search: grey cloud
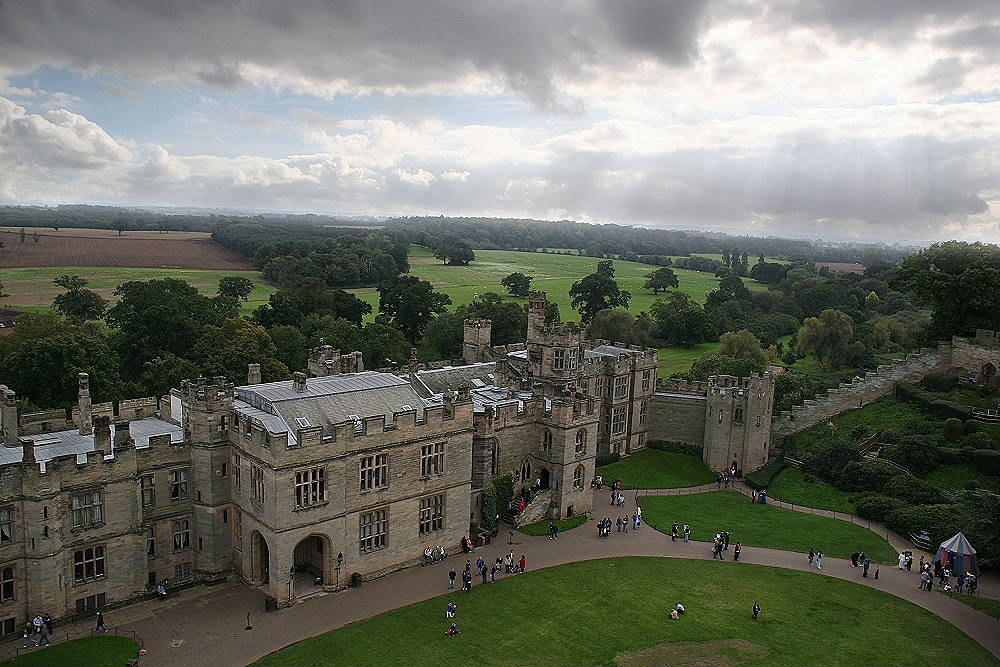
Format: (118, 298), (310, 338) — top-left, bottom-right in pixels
(196, 63), (250, 91)
(97, 81), (144, 102)
(914, 57), (971, 92)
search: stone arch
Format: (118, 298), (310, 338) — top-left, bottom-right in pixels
(292, 533), (334, 591)
(980, 362), (997, 386)
(249, 530), (271, 587)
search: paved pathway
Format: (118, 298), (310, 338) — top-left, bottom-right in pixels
(12, 486), (998, 666)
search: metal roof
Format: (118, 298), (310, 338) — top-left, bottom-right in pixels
(236, 371), (408, 403)
(0, 417), (185, 466)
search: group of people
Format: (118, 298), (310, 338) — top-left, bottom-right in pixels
(807, 549), (824, 570)
(598, 507), (642, 538)
(916, 558), (977, 594)
(850, 551), (878, 579)
(21, 611), (108, 649)
(669, 522), (692, 542)
(711, 531), (740, 561)
(448, 551), (527, 592)
(422, 545), (448, 566)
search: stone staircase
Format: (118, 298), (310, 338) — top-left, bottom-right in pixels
(514, 490), (554, 527)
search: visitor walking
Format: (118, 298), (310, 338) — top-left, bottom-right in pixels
(621, 515), (628, 533)
(897, 552), (906, 569)
(490, 563), (498, 583)
(519, 555), (526, 573)
(862, 558), (870, 578)
(808, 549), (814, 566)
(752, 602), (761, 620)
(851, 552), (860, 567)
(815, 552), (823, 570)
(480, 564), (488, 585)
(95, 611), (108, 633)
(462, 570), (472, 592)
(671, 522), (679, 541)
(920, 570), (931, 591)
(733, 542), (741, 561)
(683, 524), (691, 542)
(874, 565), (880, 580)
(448, 568), (457, 589)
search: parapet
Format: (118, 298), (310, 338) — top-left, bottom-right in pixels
(180, 377), (234, 401)
(656, 378), (708, 395)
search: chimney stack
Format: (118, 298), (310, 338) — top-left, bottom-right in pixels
(93, 416), (111, 453)
(1, 387), (18, 446)
(293, 372), (308, 392)
(113, 421), (133, 451)
(408, 347), (419, 377)
(20, 438), (35, 463)
(78, 372), (93, 436)
(247, 363), (262, 385)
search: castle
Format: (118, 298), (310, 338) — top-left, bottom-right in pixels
(0, 291), (784, 627)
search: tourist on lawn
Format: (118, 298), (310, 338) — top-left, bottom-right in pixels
(446, 622), (460, 636)
(448, 568), (457, 589)
(95, 611), (108, 633)
(683, 524), (691, 542)
(751, 489), (757, 503)
(519, 555), (526, 573)
(447, 602), (457, 618)
(671, 522), (679, 541)
(733, 542), (742, 561)
(669, 608), (680, 620)
(675, 603), (685, 615)
(752, 602), (761, 620)
(897, 552), (906, 569)
(815, 552), (823, 570)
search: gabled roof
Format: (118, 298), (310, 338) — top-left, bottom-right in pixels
(412, 363), (497, 396)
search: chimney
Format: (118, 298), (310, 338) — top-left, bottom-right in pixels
(293, 372), (308, 392)
(20, 438), (35, 463)
(247, 363), (262, 385)
(1, 387), (18, 446)
(78, 372), (93, 436)
(93, 416), (112, 453)
(113, 421), (133, 451)
(408, 347), (419, 377)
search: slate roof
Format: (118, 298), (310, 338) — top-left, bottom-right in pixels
(0, 417), (185, 466)
(590, 344), (640, 357)
(411, 363), (497, 397)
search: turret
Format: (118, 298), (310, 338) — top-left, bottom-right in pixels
(78, 372), (93, 435)
(702, 373), (775, 476)
(247, 363), (262, 385)
(1, 386), (18, 446)
(463, 319), (492, 364)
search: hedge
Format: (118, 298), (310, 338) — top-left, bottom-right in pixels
(745, 458), (786, 490)
(886, 503), (966, 545)
(921, 373), (958, 392)
(838, 459), (901, 493)
(647, 440), (702, 457)
(895, 383), (973, 421)
(882, 475), (944, 505)
(855, 494), (911, 523)
(972, 449), (1000, 476)
(596, 453), (620, 467)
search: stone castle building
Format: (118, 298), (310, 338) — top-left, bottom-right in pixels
(0, 290), (816, 629)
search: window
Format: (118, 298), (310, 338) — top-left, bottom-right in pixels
(420, 443), (445, 477)
(251, 464), (265, 503)
(71, 492), (103, 528)
(419, 494), (445, 535)
(219, 414), (229, 431)
(172, 519), (190, 550)
(573, 465), (585, 490)
(146, 524), (156, 557)
(756, 415), (762, 427)
(169, 469), (189, 501)
(359, 508), (388, 552)
(553, 349), (565, 370)
(575, 429), (587, 455)
(595, 377), (604, 396)
(0, 618), (15, 636)
(222, 509), (229, 524)
(73, 546), (105, 583)
(175, 562), (192, 581)
(719, 409), (724, 423)
(613, 375), (628, 398)
(520, 459), (531, 482)
(295, 467), (326, 508)
(642, 370), (651, 391)
(0, 567), (13, 602)
(568, 347), (578, 370)
(221, 462), (228, 478)
(611, 406), (627, 435)
(360, 453), (388, 490)
(74, 593), (106, 613)
(140, 474), (155, 507)
(639, 401), (648, 425)
(0, 507), (11, 543)
(734, 407), (744, 423)
(542, 429), (552, 453)
(490, 443), (500, 476)
(233, 511), (243, 552)
(233, 454), (241, 490)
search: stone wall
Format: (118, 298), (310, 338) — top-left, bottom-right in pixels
(951, 329), (1000, 376)
(647, 393), (707, 446)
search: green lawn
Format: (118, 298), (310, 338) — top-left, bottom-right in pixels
(597, 449), (716, 489)
(940, 591), (1000, 619)
(767, 467), (858, 514)
(253, 557), (997, 667)
(518, 515), (588, 536)
(923, 464), (1000, 493)
(658, 342), (721, 376)
(0, 636), (140, 667)
(639, 491), (897, 562)
(0, 266), (274, 316)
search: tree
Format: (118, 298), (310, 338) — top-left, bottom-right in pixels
(425, 312), (465, 359)
(718, 329), (769, 368)
(643, 267), (679, 294)
(706, 274), (751, 306)
(141, 353), (201, 398)
(192, 317), (289, 383)
(217, 276), (255, 301)
(687, 351), (765, 380)
(500, 272), (533, 298)
(569, 260), (630, 322)
(359, 321), (410, 369)
(311, 317), (365, 352)
(649, 291), (715, 347)
(796, 308), (855, 370)
(897, 241), (1000, 338)
(51, 274), (108, 322)
(457, 292), (526, 345)
(377, 275), (451, 343)
(749, 262), (790, 284)
(19, 228), (25, 243)
(266, 325), (308, 372)
(589, 308), (636, 343)
(253, 277), (371, 327)
(434, 242), (475, 266)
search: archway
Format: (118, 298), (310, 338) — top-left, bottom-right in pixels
(539, 467), (550, 489)
(980, 362), (996, 386)
(292, 534), (333, 596)
(250, 531), (270, 586)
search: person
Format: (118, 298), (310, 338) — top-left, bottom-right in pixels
(815, 552), (823, 570)
(519, 555), (526, 573)
(462, 570), (472, 592)
(920, 570), (931, 591)
(669, 609), (680, 620)
(683, 524), (690, 542)
(717, 474), (723, 489)
(504, 552), (513, 573)
(752, 602), (761, 620)
(851, 552), (860, 567)
(722, 531), (730, 551)
(21, 623), (32, 649)
(957, 573), (965, 595)
(808, 549), (814, 566)
(36, 621), (50, 647)
(465, 536), (474, 553)
(733, 542), (742, 562)
(476, 557), (485, 576)
(760, 489), (767, 504)
(621, 515), (628, 533)
(446, 622), (460, 636)
(637, 505), (643, 522)
(480, 564), (488, 585)
(508, 530), (514, 545)
(448, 568), (457, 590)
(905, 554), (913, 571)
(966, 573), (977, 595)
(424, 547), (434, 566)
(713, 539), (723, 560)
(675, 603), (685, 615)
(671, 522), (679, 541)
(156, 582), (167, 600)
(43, 613), (52, 635)
(32, 614), (42, 636)
(490, 562), (498, 583)
(446, 602), (457, 618)
(461, 536), (470, 553)
(898, 552), (906, 570)
(919, 555), (925, 572)
(95, 611), (108, 633)
(862, 558), (870, 578)
(874, 565), (880, 580)
(597, 474), (603, 489)
(549, 522), (558, 540)
(751, 489), (757, 503)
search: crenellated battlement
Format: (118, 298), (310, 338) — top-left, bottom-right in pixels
(181, 376), (234, 401)
(656, 378), (709, 395)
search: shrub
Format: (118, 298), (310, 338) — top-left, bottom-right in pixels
(972, 449), (1000, 476)
(855, 495), (911, 523)
(936, 447), (961, 464)
(801, 436), (861, 484)
(881, 437), (939, 476)
(838, 460), (902, 493)
(928, 400), (973, 421)
(596, 453), (620, 467)
(943, 418), (965, 442)
(882, 475), (943, 505)
(647, 440), (702, 457)
(959, 431), (995, 450)
(959, 446), (977, 462)
(964, 479), (982, 490)
(745, 458), (786, 490)
(886, 503), (964, 545)
(964, 420), (980, 435)
(921, 373), (958, 392)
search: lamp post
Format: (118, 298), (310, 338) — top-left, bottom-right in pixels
(336, 552), (343, 589)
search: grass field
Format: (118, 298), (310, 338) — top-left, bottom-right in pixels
(940, 591), (1000, 619)
(638, 491), (897, 562)
(0, 266), (275, 316)
(597, 450), (716, 489)
(518, 515), (588, 536)
(0, 636), (139, 667)
(923, 464), (1000, 493)
(767, 467), (858, 514)
(252, 557), (997, 667)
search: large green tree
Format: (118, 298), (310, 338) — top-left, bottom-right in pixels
(456, 292), (526, 345)
(51, 274), (108, 322)
(192, 317), (290, 383)
(569, 260), (630, 322)
(425, 312), (465, 359)
(267, 325), (309, 372)
(217, 276), (255, 301)
(650, 291), (714, 347)
(359, 321), (410, 369)
(141, 353), (201, 399)
(897, 241), (1000, 338)
(500, 272), (533, 297)
(253, 277), (371, 327)
(589, 308), (636, 343)
(377, 276), (451, 343)
(643, 267), (679, 294)
(796, 308), (855, 370)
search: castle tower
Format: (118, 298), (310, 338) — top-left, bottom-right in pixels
(527, 291), (548, 342)
(524, 292), (587, 393)
(1, 386), (18, 446)
(180, 376), (235, 578)
(78, 372), (93, 435)
(463, 319), (492, 364)
(702, 373), (775, 476)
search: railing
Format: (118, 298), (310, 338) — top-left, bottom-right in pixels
(784, 457), (804, 468)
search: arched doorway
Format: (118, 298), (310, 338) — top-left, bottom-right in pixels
(292, 534), (333, 596)
(250, 531), (270, 586)
(520, 459), (531, 485)
(980, 362), (997, 386)
(539, 467), (550, 489)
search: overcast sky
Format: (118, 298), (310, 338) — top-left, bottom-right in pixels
(1, 1), (998, 243)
